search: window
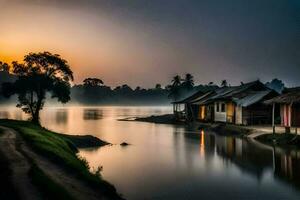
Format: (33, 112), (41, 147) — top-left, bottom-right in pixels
(216, 103), (220, 112)
(221, 103), (226, 112)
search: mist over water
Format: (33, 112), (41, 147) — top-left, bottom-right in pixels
(1, 106), (300, 200)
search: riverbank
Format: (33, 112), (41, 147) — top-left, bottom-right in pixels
(132, 114), (300, 148)
(130, 114), (252, 136)
(120, 114), (186, 125)
(0, 119), (124, 200)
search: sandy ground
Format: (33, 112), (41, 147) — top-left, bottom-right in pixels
(0, 126), (109, 200)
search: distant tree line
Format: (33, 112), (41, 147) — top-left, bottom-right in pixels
(0, 52), (287, 125)
(1, 54), (286, 108)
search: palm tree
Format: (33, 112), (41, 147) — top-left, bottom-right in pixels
(171, 75), (182, 87)
(168, 75), (182, 100)
(168, 75), (182, 112)
(183, 73), (194, 90)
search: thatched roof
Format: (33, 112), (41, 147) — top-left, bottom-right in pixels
(265, 88), (300, 104)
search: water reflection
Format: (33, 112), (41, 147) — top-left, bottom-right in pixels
(1, 106), (300, 199)
(0, 111), (9, 119)
(274, 146), (300, 190)
(55, 109), (68, 124)
(83, 109), (103, 120)
(200, 130), (300, 190)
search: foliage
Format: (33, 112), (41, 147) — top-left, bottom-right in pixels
(182, 73), (194, 90)
(72, 81), (169, 105)
(0, 61), (10, 72)
(1, 52), (73, 124)
(167, 75), (182, 101)
(266, 78), (285, 94)
(83, 78), (104, 87)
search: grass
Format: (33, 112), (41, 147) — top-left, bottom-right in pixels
(0, 119), (123, 200)
(256, 133), (300, 147)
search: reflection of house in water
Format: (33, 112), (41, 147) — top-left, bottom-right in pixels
(215, 135), (273, 179)
(83, 109), (103, 120)
(199, 131), (216, 156)
(55, 109), (68, 124)
(273, 147), (300, 190)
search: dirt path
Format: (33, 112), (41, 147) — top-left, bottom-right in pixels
(0, 126), (40, 200)
(22, 139), (107, 200)
(0, 126), (110, 200)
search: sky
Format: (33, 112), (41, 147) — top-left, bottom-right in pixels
(0, 0), (299, 88)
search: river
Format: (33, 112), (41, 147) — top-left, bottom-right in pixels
(1, 106), (300, 200)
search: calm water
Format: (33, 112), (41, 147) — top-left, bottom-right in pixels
(1, 106), (300, 200)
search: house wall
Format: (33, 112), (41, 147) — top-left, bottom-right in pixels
(214, 102), (227, 122)
(235, 106), (243, 125)
(279, 104), (300, 127)
(281, 104), (291, 127)
(205, 104), (214, 121)
(292, 104), (300, 127)
(242, 104), (272, 125)
(226, 102), (235, 123)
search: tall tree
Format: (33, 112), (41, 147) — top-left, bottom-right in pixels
(182, 73), (194, 90)
(83, 78), (104, 87)
(168, 75), (182, 101)
(266, 78), (285, 94)
(1, 52), (73, 124)
(155, 83), (162, 90)
(0, 61), (10, 72)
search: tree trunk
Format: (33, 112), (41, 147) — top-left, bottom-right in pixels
(31, 96), (43, 126)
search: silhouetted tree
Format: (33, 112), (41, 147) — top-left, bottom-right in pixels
(168, 75), (182, 101)
(155, 84), (162, 90)
(182, 73), (194, 90)
(221, 80), (228, 87)
(135, 86), (141, 91)
(266, 78), (285, 94)
(0, 61), (10, 72)
(2, 52), (73, 124)
(83, 78), (104, 87)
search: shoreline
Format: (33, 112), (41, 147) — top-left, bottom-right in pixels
(130, 114), (300, 148)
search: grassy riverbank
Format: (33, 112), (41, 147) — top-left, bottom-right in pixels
(0, 119), (123, 200)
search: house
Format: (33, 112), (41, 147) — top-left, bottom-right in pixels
(265, 88), (300, 133)
(174, 81), (278, 125)
(172, 90), (205, 121)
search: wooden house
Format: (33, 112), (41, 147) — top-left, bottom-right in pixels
(265, 88), (300, 133)
(176, 81), (278, 125)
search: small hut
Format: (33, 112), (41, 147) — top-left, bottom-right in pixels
(265, 88), (300, 133)
(172, 90), (205, 121)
